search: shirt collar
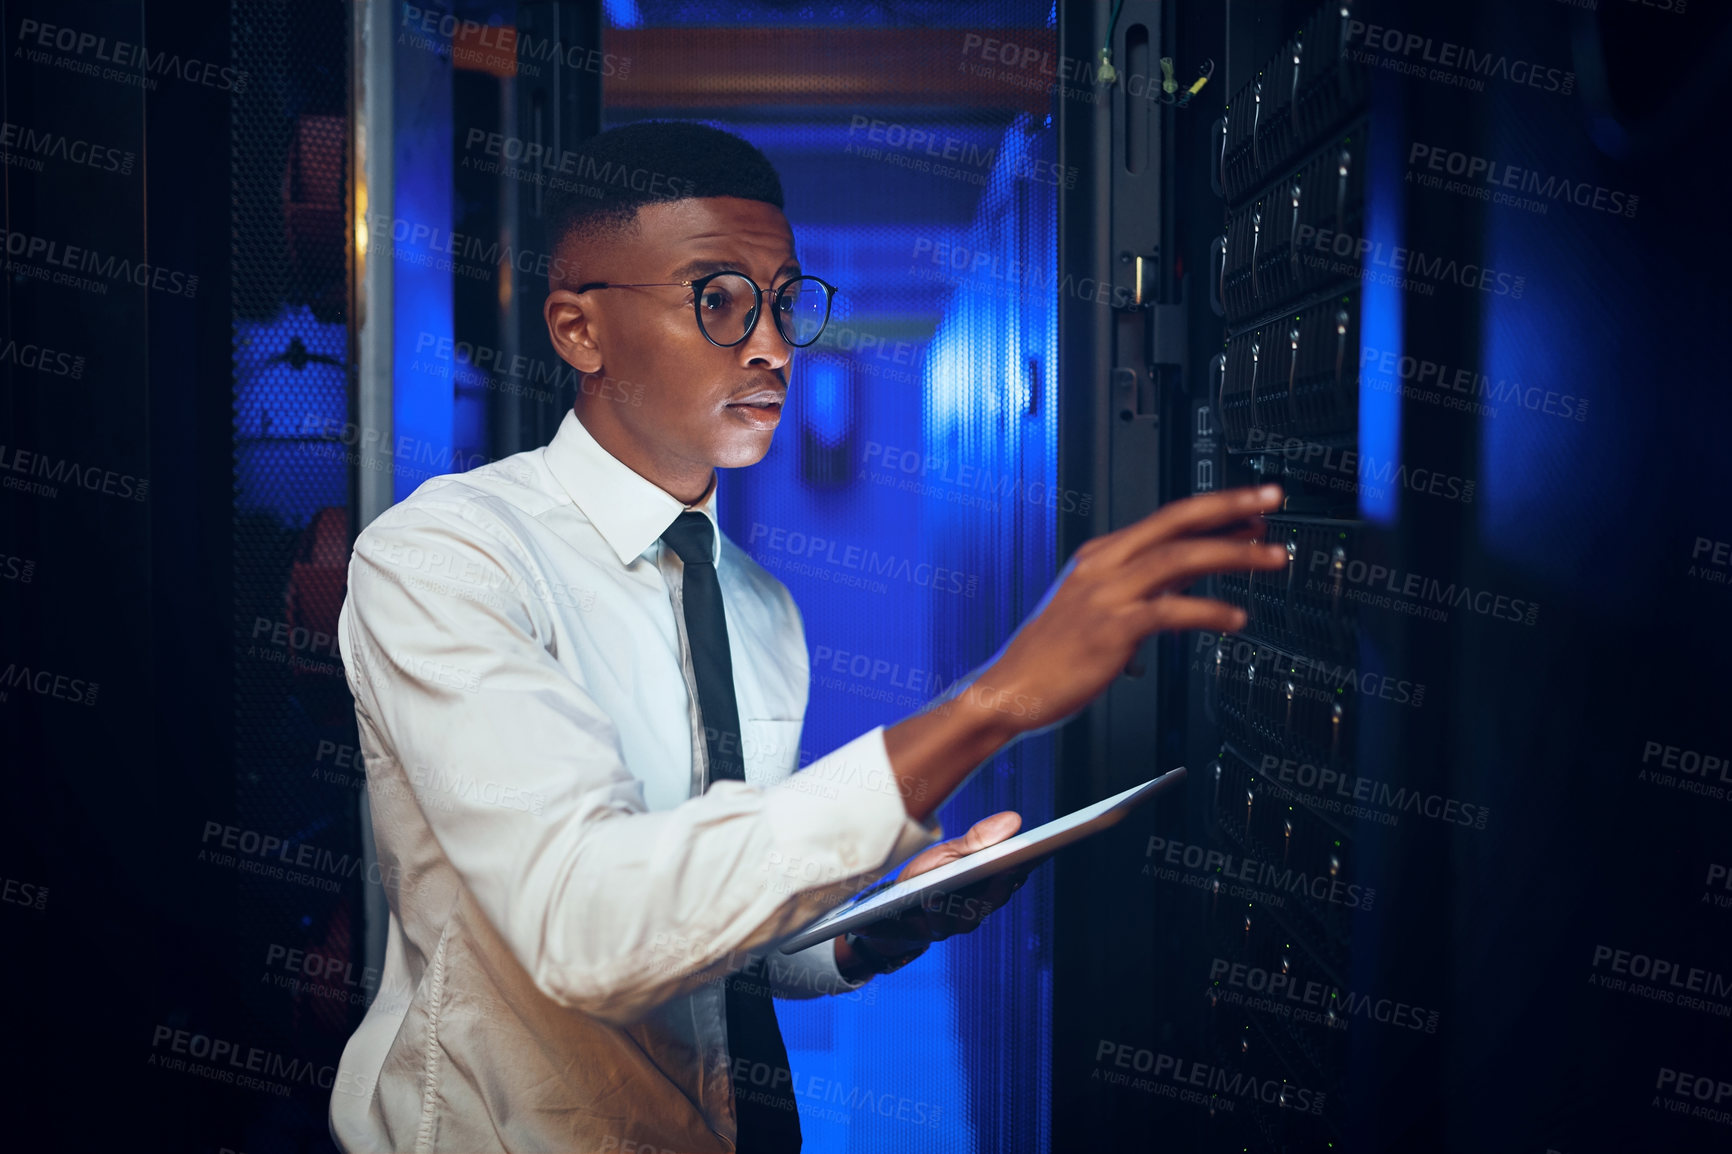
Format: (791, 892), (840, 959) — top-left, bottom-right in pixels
(544, 409), (720, 567)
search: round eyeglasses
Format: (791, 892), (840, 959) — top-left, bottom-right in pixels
(574, 271), (839, 349)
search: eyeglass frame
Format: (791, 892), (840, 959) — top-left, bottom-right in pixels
(573, 270), (839, 349)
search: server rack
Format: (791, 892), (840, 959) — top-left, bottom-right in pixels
(1194, 3), (1376, 1149)
(1056, 0), (1447, 1147)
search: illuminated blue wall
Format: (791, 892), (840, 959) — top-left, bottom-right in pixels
(919, 116), (1058, 1154)
(391, 17), (455, 503)
(1357, 86), (1403, 528)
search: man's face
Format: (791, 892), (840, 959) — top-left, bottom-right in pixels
(544, 197), (801, 497)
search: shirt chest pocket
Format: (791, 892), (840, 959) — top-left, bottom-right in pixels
(740, 718), (803, 787)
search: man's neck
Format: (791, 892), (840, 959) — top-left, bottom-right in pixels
(680, 473), (717, 511)
(573, 405), (714, 507)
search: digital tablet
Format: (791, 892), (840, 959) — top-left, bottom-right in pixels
(778, 767), (1186, 953)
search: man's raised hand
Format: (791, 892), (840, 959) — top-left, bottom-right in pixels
(978, 483), (1288, 733)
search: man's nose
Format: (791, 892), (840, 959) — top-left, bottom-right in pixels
(738, 304), (792, 372)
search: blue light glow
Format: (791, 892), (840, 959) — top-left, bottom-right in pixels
(1476, 100), (1635, 589)
(604, 0), (642, 29)
(1356, 123), (1402, 526)
(233, 304), (348, 526)
(392, 24), (454, 503)
(800, 355), (852, 445)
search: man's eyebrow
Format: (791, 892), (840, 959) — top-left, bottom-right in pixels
(667, 257), (803, 283)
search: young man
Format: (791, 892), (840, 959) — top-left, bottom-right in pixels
(329, 121), (1286, 1152)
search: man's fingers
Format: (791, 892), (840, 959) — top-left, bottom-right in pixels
(860, 906), (931, 948)
(957, 810), (1021, 854)
(1112, 538), (1288, 603)
(934, 855), (1046, 920)
(895, 843), (949, 881)
(1199, 516), (1273, 542)
(864, 855), (1046, 948)
(1130, 594), (1251, 639)
(895, 810), (1023, 881)
(1095, 485), (1283, 568)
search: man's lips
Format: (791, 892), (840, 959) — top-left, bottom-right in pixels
(724, 390), (784, 431)
(725, 390), (785, 410)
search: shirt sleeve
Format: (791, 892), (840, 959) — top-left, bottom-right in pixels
(340, 498), (939, 1026)
(762, 938), (869, 1001)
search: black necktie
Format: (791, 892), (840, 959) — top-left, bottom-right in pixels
(661, 511), (802, 1154)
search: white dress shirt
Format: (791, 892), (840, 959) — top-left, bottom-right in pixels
(328, 409), (942, 1153)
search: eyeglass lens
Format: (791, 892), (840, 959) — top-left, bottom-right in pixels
(773, 278), (831, 346)
(696, 274), (830, 347)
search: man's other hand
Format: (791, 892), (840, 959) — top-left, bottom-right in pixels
(833, 811), (1034, 980)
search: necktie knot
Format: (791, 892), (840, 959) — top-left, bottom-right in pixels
(661, 511), (715, 566)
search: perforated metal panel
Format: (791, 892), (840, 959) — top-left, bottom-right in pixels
(230, 0), (361, 1139)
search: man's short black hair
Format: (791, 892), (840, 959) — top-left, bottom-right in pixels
(544, 120), (785, 273)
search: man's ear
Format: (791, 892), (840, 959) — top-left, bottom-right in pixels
(544, 289), (604, 374)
